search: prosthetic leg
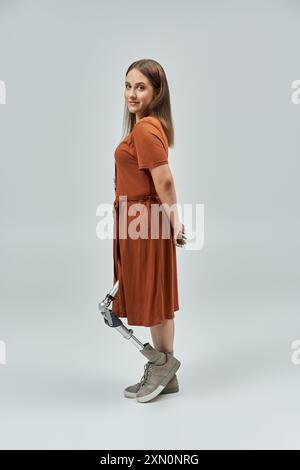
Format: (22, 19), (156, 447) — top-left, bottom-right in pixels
(98, 280), (181, 402)
(98, 280), (144, 351)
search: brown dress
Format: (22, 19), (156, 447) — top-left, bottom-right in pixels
(112, 115), (179, 327)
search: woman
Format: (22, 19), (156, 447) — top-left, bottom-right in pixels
(112, 59), (187, 403)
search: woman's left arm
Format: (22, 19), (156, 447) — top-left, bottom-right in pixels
(149, 164), (187, 247)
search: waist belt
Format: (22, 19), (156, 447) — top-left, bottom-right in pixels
(113, 193), (162, 209)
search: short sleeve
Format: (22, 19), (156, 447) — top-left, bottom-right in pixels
(133, 120), (168, 170)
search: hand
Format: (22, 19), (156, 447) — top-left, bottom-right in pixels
(173, 222), (187, 248)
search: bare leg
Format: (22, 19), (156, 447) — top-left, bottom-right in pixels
(150, 318), (175, 353)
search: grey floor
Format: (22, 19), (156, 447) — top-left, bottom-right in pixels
(1, 282), (299, 449)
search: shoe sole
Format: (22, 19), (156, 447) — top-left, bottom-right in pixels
(124, 390), (138, 398)
(136, 360), (181, 403)
(124, 386), (179, 398)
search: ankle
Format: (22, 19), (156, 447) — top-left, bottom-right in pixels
(160, 350), (174, 357)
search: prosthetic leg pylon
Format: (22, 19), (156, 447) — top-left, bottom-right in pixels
(98, 280), (145, 351)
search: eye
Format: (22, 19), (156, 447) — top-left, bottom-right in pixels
(125, 85), (145, 90)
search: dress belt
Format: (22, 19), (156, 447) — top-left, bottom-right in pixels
(113, 193), (161, 209)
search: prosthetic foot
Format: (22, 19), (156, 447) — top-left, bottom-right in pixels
(98, 281), (180, 402)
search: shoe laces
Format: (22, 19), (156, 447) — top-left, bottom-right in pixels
(139, 362), (153, 385)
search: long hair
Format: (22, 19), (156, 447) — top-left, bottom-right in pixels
(120, 59), (174, 148)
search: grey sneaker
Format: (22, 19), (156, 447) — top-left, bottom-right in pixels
(135, 343), (181, 403)
(124, 352), (179, 398)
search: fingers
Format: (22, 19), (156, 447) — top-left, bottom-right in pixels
(175, 234), (187, 247)
(172, 223), (187, 247)
(179, 230), (187, 244)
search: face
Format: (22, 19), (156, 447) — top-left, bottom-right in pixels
(125, 68), (156, 120)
